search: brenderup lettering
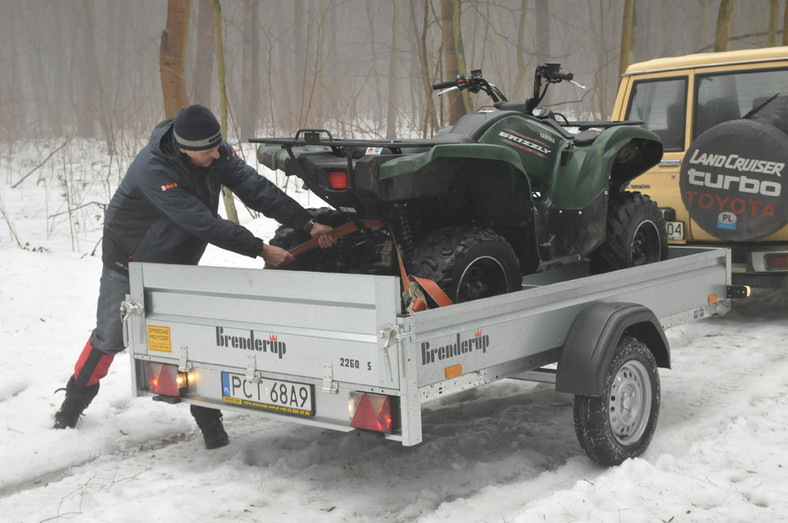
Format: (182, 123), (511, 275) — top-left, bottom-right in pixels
(215, 326), (286, 358)
(421, 332), (491, 365)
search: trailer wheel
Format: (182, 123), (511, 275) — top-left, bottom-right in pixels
(573, 335), (660, 466)
(407, 227), (521, 304)
(590, 191), (667, 273)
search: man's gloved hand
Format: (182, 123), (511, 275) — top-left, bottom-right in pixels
(310, 222), (337, 249)
(260, 243), (294, 268)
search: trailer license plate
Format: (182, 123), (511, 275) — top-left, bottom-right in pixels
(221, 372), (314, 417)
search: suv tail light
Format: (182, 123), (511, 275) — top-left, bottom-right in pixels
(765, 253), (788, 271)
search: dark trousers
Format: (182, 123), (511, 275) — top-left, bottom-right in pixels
(74, 266), (128, 386)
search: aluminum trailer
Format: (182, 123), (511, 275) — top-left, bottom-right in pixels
(123, 246), (740, 465)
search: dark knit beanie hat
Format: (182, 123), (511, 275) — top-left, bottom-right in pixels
(173, 105), (222, 151)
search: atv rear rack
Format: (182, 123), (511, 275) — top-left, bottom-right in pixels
(250, 129), (468, 156)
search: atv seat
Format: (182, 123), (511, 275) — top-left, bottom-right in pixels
(572, 129), (602, 146)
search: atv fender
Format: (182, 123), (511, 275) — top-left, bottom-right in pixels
(555, 302), (670, 397)
(539, 126), (662, 209)
(377, 143), (527, 179)
(374, 143), (529, 200)
(588, 125), (663, 192)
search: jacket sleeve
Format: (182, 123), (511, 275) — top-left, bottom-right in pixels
(218, 147), (312, 230)
(137, 163), (265, 259)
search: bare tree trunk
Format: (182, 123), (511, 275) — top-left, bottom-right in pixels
(714, 0), (735, 52)
(160, 0), (190, 118)
(440, 0), (468, 124)
(619, 0), (634, 80)
(80, 0), (114, 153)
(192, 0), (215, 107)
(211, 0), (239, 224)
(591, 0), (610, 119)
(249, 0), (262, 137)
(513, 0), (528, 99)
(535, 0), (550, 64)
(74, 1), (96, 138)
(364, 2), (383, 126)
(409, 0), (438, 138)
(386, 0), (401, 139)
(294, 0), (308, 128)
(783, 0), (788, 46)
(767, 0), (778, 47)
(452, 0), (472, 114)
(241, 0), (261, 140)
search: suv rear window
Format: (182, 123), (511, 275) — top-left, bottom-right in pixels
(694, 68), (787, 138)
(625, 77), (688, 152)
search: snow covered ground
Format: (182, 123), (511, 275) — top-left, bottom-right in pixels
(1, 141), (787, 522)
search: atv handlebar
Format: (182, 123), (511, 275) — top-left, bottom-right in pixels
(431, 70), (508, 103)
(432, 80), (457, 90)
(431, 63), (578, 113)
(537, 63), (573, 83)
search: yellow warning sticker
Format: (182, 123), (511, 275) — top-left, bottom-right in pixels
(147, 325), (172, 353)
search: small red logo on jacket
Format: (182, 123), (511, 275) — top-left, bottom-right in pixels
(161, 182), (178, 191)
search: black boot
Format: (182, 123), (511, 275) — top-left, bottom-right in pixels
(54, 376), (100, 429)
(190, 405), (229, 449)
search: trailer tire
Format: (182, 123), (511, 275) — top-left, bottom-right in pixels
(407, 227), (521, 304)
(590, 191), (667, 273)
(573, 335), (660, 466)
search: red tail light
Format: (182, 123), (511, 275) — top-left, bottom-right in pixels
(327, 171), (348, 189)
(349, 392), (393, 433)
(146, 362), (189, 397)
(765, 253), (788, 270)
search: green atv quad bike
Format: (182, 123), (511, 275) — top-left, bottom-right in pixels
(254, 63), (667, 308)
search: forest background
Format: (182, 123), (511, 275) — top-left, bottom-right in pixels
(0, 0), (786, 245)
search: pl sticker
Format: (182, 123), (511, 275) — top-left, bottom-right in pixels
(717, 212), (737, 230)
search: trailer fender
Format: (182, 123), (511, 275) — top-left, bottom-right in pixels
(555, 302), (670, 397)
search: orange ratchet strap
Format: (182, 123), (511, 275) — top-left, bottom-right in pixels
(287, 219), (452, 311)
(288, 219), (383, 256)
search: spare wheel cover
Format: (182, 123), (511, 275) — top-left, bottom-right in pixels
(680, 119), (788, 241)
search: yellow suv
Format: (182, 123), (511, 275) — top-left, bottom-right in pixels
(612, 47), (788, 287)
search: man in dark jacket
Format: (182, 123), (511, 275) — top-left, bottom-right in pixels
(54, 105), (334, 448)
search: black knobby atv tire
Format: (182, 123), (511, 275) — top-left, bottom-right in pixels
(407, 227), (521, 304)
(269, 207), (346, 271)
(573, 335), (660, 467)
(590, 191), (668, 273)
